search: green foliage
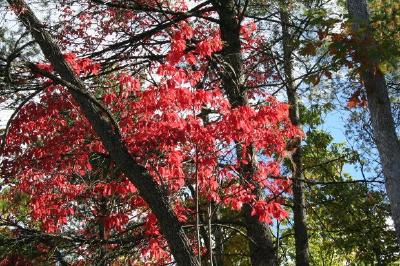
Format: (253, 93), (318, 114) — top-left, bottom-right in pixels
(279, 105), (400, 264)
(369, 0), (400, 72)
(308, 182), (399, 265)
(222, 233), (251, 266)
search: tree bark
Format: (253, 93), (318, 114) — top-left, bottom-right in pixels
(279, 2), (310, 265)
(7, 1), (199, 265)
(213, 208), (225, 266)
(212, 1), (277, 265)
(347, 0), (400, 247)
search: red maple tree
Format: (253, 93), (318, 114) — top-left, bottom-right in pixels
(1, 0), (301, 264)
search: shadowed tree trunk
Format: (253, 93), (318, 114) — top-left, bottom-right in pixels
(279, 1), (310, 265)
(347, 0), (400, 247)
(213, 208), (225, 266)
(211, 0), (277, 265)
(7, 0), (199, 265)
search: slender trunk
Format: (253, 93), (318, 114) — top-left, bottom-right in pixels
(242, 203), (277, 265)
(97, 198), (107, 266)
(208, 202), (214, 266)
(347, 0), (400, 246)
(7, 1), (199, 265)
(213, 207), (224, 266)
(212, 1), (277, 265)
(279, 2), (310, 265)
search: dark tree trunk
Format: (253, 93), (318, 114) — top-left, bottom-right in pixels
(7, 1), (199, 265)
(279, 2), (310, 265)
(213, 208), (225, 266)
(242, 203), (277, 266)
(347, 0), (400, 247)
(212, 1), (277, 265)
(97, 197), (108, 266)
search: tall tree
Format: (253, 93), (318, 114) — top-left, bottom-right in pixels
(2, 0), (297, 264)
(279, 1), (310, 265)
(5, 0), (198, 264)
(213, 0), (277, 264)
(346, 0), (400, 246)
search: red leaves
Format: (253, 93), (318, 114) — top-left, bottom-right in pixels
(145, 213), (160, 236)
(104, 213), (129, 232)
(35, 52), (100, 79)
(2, 6), (300, 264)
(197, 40), (214, 57)
(63, 52), (77, 62)
(94, 180), (136, 197)
(347, 90), (368, 109)
(165, 22), (222, 67)
(240, 21), (257, 48)
(166, 22), (192, 65)
(180, 22), (194, 39)
(119, 73), (140, 98)
(79, 58), (101, 75)
(64, 52), (101, 76)
(103, 93), (117, 105)
(35, 63), (54, 77)
(3, 74), (295, 234)
(251, 201), (289, 224)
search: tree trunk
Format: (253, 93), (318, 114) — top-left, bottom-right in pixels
(279, 2), (310, 265)
(212, 1), (277, 265)
(7, 1), (199, 265)
(213, 208), (225, 266)
(347, 0), (400, 247)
